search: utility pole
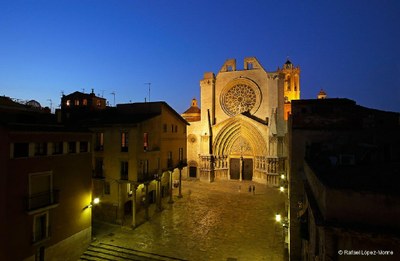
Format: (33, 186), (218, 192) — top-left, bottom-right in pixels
(110, 92), (116, 106)
(144, 83), (151, 102)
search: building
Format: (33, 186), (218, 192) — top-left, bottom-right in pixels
(182, 57), (300, 185)
(0, 97), (93, 261)
(288, 97), (400, 260)
(59, 93), (188, 226)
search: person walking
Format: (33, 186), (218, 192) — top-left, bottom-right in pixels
(248, 185), (252, 192)
(252, 185), (255, 195)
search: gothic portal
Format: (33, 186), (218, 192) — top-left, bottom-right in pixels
(182, 57), (300, 185)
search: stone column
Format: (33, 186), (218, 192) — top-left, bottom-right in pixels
(144, 182), (149, 221)
(131, 184), (138, 228)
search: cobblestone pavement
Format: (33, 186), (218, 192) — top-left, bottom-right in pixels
(92, 179), (287, 261)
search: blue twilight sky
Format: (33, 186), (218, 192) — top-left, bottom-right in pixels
(0, 0), (399, 113)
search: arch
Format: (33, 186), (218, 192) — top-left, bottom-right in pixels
(213, 118), (268, 157)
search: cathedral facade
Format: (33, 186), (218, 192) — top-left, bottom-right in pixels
(182, 57), (300, 186)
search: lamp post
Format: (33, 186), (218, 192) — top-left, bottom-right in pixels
(178, 162), (183, 198)
(154, 172), (162, 212)
(168, 170), (174, 204)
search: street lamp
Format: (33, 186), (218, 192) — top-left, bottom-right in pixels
(168, 171), (174, 204)
(177, 161), (185, 198)
(93, 197), (100, 205)
(275, 214), (282, 222)
(85, 197), (100, 209)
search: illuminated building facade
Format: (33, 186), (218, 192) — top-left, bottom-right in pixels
(0, 97), (92, 261)
(60, 94), (188, 226)
(182, 57), (300, 185)
(288, 98), (400, 260)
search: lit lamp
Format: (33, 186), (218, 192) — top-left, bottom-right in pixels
(279, 186), (284, 192)
(275, 214), (281, 222)
(280, 174), (285, 180)
(88, 197), (100, 208)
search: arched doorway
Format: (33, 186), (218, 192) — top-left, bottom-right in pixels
(124, 200), (132, 215)
(213, 117), (268, 182)
(188, 160), (198, 178)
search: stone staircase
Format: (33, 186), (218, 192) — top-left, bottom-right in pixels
(80, 242), (187, 261)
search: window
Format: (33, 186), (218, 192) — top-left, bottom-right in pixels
(174, 125), (178, 133)
(95, 132), (104, 151)
(68, 142), (76, 153)
(13, 142), (29, 158)
(66, 100), (71, 106)
(82, 99), (88, 106)
(163, 124), (167, 133)
(121, 132), (128, 152)
(52, 142), (63, 155)
(33, 212), (49, 243)
(74, 99), (80, 106)
(79, 141), (89, 153)
(28, 172), (55, 211)
(167, 151), (173, 168)
(94, 158), (104, 178)
(171, 124), (174, 132)
(104, 182), (110, 195)
(143, 132), (148, 151)
(121, 161), (128, 180)
(35, 142), (47, 156)
(96, 100), (101, 107)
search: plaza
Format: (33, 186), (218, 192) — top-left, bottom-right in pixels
(86, 179), (287, 261)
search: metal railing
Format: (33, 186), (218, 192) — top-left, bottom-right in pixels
(26, 190), (59, 211)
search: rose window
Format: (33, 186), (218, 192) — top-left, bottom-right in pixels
(222, 84), (256, 116)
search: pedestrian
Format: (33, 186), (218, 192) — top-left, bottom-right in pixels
(248, 185), (251, 192)
(252, 185), (255, 195)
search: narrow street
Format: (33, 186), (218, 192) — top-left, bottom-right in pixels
(91, 179), (287, 261)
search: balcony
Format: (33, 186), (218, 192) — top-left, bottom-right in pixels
(26, 190), (59, 214)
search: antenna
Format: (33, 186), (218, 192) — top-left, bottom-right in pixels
(110, 92), (116, 106)
(100, 90), (105, 97)
(144, 83), (151, 102)
(82, 88), (85, 93)
(47, 99), (53, 112)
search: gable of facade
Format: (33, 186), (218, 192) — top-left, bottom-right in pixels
(183, 57), (300, 185)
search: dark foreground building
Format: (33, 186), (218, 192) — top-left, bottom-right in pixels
(0, 97), (93, 261)
(288, 98), (400, 260)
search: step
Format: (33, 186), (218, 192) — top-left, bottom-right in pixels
(80, 242), (187, 261)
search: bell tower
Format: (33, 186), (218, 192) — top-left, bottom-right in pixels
(280, 59), (301, 120)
